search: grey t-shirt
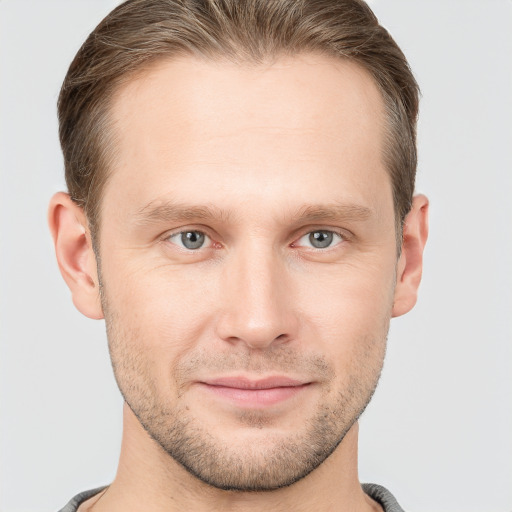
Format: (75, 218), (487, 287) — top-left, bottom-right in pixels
(58, 483), (405, 511)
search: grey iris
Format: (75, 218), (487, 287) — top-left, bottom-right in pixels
(181, 231), (205, 249)
(309, 231), (333, 248)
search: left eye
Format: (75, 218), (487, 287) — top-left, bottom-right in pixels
(168, 230), (210, 250)
(296, 230), (343, 249)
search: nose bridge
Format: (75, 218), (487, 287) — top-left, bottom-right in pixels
(217, 238), (295, 348)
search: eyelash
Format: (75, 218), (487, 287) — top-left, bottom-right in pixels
(164, 228), (347, 252)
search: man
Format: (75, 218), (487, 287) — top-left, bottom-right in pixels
(49, 0), (428, 510)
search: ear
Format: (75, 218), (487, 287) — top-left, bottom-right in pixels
(48, 192), (104, 320)
(392, 194), (429, 318)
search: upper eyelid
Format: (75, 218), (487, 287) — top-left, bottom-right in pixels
(161, 226), (350, 246)
(291, 226), (350, 243)
(163, 226), (214, 240)
(168, 229), (209, 238)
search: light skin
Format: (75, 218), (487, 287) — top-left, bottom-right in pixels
(49, 53), (428, 512)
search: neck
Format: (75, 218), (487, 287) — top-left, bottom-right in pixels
(87, 404), (381, 512)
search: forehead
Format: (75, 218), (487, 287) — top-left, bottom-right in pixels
(103, 53), (390, 224)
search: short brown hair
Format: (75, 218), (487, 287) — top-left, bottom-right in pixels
(58, 0), (419, 240)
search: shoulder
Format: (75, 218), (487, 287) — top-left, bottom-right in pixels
(57, 487), (107, 512)
(362, 483), (406, 512)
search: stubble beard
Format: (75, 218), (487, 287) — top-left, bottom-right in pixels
(101, 294), (387, 492)
(134, 381), (379, 492)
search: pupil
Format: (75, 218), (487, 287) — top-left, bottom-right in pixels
(309, 231), (333, 248)
(181, 231), (205, 249)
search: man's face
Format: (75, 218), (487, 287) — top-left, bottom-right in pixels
(97, 54), (398, 490)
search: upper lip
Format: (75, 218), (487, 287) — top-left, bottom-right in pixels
(201, 376), (309, 390)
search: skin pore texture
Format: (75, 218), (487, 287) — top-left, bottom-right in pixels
(49, 53), (428, 512)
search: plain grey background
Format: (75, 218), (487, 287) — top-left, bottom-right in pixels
(1, 1), (511, 511)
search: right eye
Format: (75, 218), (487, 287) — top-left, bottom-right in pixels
(167, 230), (211, 250)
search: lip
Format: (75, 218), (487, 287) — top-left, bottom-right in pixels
(197, 376), (311, 408)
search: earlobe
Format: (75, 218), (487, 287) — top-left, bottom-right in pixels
(392, 194), (429, 318)
(48, 192), (104, 320)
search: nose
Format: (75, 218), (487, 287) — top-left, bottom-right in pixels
(215, 243), (298, 350)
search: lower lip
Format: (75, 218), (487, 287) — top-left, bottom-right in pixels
(199, 383), (309, 407)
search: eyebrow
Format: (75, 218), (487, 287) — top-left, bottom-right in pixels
(291, 203), (373, 223)
(133, 199), (373, 227)
(134, 201), (233, 226)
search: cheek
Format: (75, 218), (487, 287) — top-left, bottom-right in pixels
(302, 271), (391, 397)
(102, 258), (219, 369)
(297, 260), (396, 354)
(102, 243), (396, 370)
